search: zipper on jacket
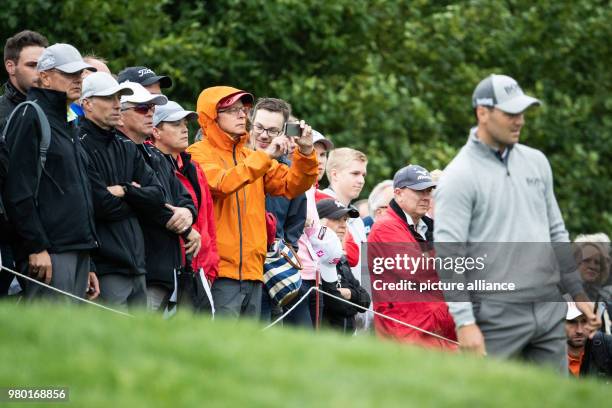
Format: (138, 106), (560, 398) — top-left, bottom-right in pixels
(233, 144), (243, 281)
(72, 134), (99, 248)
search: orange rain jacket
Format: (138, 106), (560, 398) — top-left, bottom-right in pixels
(187, 86), (318, 282)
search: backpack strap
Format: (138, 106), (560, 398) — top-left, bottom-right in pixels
(2, 101), (51, 203)
(27, 102), (51, 199)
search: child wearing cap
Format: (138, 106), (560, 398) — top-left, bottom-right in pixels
(316, 199), (371, 333)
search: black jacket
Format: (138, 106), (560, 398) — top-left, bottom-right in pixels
(265, 155), (307, 252)
(79, 118), (171, 276)
(579, 331), (612, 379)
(0, 81), (26, 131)
(128, 137), (196, 290)
(3, 87), (97, 260)
(322, 256), (371, 333)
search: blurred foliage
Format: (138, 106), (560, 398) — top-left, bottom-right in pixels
(0, 0), (610, 235)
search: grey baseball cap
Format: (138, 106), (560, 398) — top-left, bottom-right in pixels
(37, 43), (95, 73)
(393, 165), (436, 190)
(472, 74), (541, 114)
(153, 101), (198, 127)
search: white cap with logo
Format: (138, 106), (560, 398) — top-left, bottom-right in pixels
(309, 226), (343, 283)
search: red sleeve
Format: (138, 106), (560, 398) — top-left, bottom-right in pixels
(199, 164), (220, 282)
(344, 231), (359, 267)
(315, 189), (333, 202)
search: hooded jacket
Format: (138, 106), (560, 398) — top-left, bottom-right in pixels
(368, 199), (457, 350)
(186, 86), (318, 282)
(3, 87), (98, 260)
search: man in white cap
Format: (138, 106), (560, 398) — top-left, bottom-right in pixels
(118, 83), (198, 312)
(80, 72), (175, 307)
(434, 74), (600, 369)
(3, 43), (99, 300)
(565, 301), (612, 378)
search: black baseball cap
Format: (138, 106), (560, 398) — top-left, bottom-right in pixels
(117, 66), (172, 88)
(317, 199), (360, 220)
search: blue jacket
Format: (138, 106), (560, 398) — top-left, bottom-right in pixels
(265, 155), (306, 252)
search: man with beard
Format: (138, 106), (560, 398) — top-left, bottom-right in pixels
(566, 302), (612, 378)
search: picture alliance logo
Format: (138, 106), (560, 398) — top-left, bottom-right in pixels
(371, 254), (487, 275)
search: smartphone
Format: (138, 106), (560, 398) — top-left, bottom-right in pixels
(283, 122), (301, 137)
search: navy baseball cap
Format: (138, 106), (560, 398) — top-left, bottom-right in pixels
(117, 66), (172, 88)
(393, 165), (436, 190)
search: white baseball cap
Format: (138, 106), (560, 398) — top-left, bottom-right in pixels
(120, 81), (168, 106)
(566, 302), (583, 320)
(81, 72), (134, 100)
(310, 226), (343, 283)
(472, 74), (541, 114)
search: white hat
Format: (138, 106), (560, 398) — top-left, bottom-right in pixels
(81, 72), (134, 100)
(153, 101), (198, 127)
(120, 81), (168, 106)
(310, 226), (343, 283)
(566, 302), (583, 320)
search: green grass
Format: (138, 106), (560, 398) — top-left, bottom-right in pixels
(0, 302), (609, 407)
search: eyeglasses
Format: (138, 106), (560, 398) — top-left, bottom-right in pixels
(122, 104), (155, 115)
(252, 123), (282, 137)
(218, 105), (249, 116)
(51, 69), (83, 79)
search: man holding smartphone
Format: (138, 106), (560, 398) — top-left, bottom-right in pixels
(248, 98), (309, 323)
(187, 87), (318, 319)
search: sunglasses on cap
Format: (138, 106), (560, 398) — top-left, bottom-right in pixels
(122, 103), (156, 114)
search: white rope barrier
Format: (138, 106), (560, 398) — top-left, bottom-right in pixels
(2, 262), (459, 344)
(262, 284), (459, 345)
(262, 285), (316, 330)
(0, 264), (133, 318)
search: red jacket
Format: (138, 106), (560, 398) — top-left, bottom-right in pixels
(367, 199), (457, 350)
(176, 153), (219, 283)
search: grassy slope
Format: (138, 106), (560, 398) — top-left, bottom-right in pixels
(0, 303), (609, 408)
